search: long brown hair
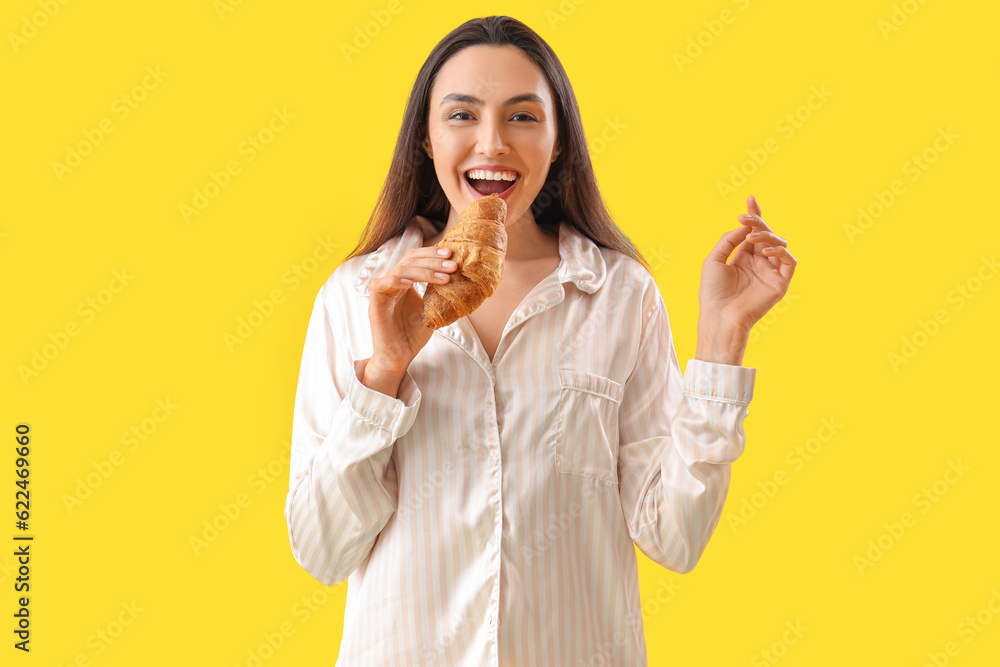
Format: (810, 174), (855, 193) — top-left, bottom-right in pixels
(342, 15), (649, 272)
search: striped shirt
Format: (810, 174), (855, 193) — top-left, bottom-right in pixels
(284, 217), (756, 666)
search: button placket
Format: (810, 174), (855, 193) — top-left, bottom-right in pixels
(485, 383), (503, 647)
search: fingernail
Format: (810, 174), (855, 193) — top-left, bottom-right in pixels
(442, 260), (457, 268)
(437, 248), (450, 256)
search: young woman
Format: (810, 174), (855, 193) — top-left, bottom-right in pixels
(285, 15), (795, 666)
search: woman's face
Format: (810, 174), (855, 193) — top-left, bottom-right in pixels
(422, 45), (561, 229)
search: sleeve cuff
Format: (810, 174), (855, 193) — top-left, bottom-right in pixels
(346, 358), (421, 439)
(682, 358), (756, 406)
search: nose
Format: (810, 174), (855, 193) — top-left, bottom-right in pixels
(475, 115), (509, 157)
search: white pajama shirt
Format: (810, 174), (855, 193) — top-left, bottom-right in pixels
(284, 217), (756, 666)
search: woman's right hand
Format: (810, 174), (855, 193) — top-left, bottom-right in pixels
(366, 245), (458, 379)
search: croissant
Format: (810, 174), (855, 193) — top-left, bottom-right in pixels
(421, 193), (508, 329)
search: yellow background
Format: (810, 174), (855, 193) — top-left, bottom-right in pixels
(3, 0), (998, 664)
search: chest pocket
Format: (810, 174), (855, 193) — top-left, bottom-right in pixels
(554, 369), (625, 483)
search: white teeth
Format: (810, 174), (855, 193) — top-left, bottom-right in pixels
(466, 169), (518, 181)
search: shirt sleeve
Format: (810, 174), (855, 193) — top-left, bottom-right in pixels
(616, 290), (755, 574)
(284, 282), (421, 585)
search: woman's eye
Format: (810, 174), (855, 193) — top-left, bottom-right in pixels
(447, 112), (536, 122)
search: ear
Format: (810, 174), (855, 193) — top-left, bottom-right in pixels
(421, 128), (433, 159)
(550, 137), (561, 163)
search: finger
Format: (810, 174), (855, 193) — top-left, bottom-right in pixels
(761, 249), (781, 269)
(747, 194), (762, 217)
(406, 245), (453, 259)
(738, 213), (774, 234)
(403, 267), (453, 284)
(371, 272), (438, 298)
(745, 230), (788, 247)
(369, 273), (414, 297)
(405, 247), (459, 275)
(401, 247), (454, 273)
(392, 255), (459, 284)
(408, 256), (459, 274)
(707, 225), (753, 264)
(373, 260), (455, 295)
(762, 246), (797, 281)
(737, 226), (762, 255)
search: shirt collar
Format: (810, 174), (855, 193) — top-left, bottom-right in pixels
(352, 218), (607, 297)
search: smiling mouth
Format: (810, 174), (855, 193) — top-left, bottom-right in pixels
(464, 169), (520, 197)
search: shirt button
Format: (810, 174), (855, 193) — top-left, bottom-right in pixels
(487, 456), (495, 466)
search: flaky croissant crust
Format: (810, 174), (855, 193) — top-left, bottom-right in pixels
(421, 194), (508, 330)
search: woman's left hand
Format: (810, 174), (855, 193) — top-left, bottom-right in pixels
(699, 195), (797, 338)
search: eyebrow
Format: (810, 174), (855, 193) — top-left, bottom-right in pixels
(439, 92), (546, 108)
